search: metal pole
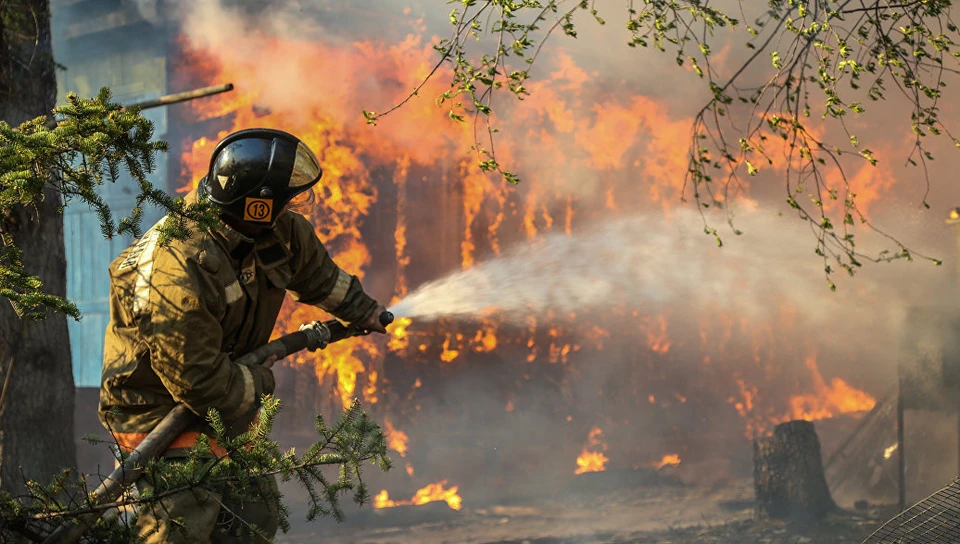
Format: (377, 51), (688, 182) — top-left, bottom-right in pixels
(43, 83), (234, 129)
(898, 375), (906, 513)
(946, 212), (960, 483)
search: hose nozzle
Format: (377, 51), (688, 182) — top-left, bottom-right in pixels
(379, 310), (394, 327)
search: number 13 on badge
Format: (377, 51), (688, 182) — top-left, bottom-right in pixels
(243, 198), (273, 223)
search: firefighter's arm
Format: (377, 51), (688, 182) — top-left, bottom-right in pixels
(139, 249), (274, 422)
(285, 213), (379, 325)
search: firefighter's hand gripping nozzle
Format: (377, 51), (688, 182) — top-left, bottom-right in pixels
(298, 310), (395, 352)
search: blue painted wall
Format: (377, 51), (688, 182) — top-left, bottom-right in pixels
(52, 0), (174, 386)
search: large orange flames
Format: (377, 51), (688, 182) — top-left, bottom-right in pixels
(173, 9), (879, 488)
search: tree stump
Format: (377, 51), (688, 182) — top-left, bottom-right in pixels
(753, 420), (837, 522)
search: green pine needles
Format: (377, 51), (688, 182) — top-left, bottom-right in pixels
(1, 397), (391, 542)
(0, 88), (219, 320)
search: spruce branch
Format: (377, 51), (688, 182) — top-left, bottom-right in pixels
(0, 398), (391, 542)
(0, 88), (221, 319)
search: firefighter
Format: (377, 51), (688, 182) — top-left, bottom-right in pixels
(98, 128), (387, 542)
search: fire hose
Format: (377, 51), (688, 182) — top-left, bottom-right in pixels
(44, 311), (394, 544)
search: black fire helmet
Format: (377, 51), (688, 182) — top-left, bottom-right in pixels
(199, 128), (322, 227)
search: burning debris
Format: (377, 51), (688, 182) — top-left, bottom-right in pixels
(652, 454), (682, 470)
(374, 481), (463, 511)
(575, 427), (610, 475)
(883, 444), (897, 460)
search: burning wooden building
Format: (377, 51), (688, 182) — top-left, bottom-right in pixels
(54, 0), (960, 539)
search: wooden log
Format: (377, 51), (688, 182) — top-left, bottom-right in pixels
(753, 420), (837, 522)
(42, 83), (234, 129)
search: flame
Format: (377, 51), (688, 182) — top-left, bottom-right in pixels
(373, 489), (394, 509)
(884, 443), (898, 460)
(575, 451), (610, 475)
(652, 453), (681, 469)
(460, 161), (501, 269)
(575, 426), (609, 475)
(364, 370), (378, 404)
(384, 419), (408, 458)
(392, 155), (411, 303)
(411, 481), (463, 510)
(440, 334), (460, 363)
(374, 481), (462, 511)
(784, 351), (876, 422)
(388, 317), (412, 352)
(471, 320), (499, 352)
(645, 315), (671, 354)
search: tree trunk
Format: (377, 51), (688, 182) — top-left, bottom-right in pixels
(753, 420), (837, 522)
(0, 0), (77, 495)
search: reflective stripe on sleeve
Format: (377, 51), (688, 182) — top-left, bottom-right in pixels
(319, 269), (352, 311)
(132, 228), (161, 315)
(229, 364), (256, 420)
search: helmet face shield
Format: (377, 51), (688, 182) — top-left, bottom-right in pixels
(290, 142), (322, 189)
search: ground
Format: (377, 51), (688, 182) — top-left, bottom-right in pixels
(68, 391), (893, 544)
(274, 474), (886, 544)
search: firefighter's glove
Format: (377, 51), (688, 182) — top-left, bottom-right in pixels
(263, 355), (279, 369)
(357, 303), (388, 334)
(252, 364), (276, 396)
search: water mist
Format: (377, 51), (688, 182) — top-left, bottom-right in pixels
(389, 209), (887, 327)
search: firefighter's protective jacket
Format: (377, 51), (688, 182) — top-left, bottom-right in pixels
(99, 190), (378, 438)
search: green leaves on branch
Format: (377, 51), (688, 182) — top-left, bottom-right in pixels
(367, 0), (949, 284)
(626, 0), (738, 56)
(0, 88), (220, 319)
(685, 0), (950, 286)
